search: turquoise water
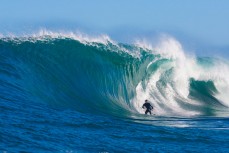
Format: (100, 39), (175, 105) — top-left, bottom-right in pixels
(1, 34), (229, 152)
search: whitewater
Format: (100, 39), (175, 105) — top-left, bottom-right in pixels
(1, 31), (229, 152)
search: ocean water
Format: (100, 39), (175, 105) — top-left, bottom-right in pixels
(1, 32), (229, 152)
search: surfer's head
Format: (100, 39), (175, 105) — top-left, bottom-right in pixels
(145, 99), (148, 103)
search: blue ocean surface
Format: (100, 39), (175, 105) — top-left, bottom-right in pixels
(1, 33), (229, 152)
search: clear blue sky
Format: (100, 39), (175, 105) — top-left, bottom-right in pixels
(0, 0), (229, 47)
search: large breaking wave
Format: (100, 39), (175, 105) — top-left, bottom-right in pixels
(1, 31), (229, 117)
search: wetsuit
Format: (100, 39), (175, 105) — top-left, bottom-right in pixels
(142, 102), (153, 115)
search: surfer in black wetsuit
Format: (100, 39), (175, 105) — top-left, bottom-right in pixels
(142, 100), (153, 115)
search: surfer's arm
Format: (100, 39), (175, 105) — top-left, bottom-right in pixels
(142, 104), (145, 109)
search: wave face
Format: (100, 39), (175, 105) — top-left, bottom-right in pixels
(1, 33), (229, 117)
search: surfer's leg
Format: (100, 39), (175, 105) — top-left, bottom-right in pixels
(146, 109), (151, 115)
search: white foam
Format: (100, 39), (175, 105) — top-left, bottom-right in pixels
(132, 58), (201, 116)
(0, 29), (115, 45)
(135, 35), (187, 60)
(32, 29), (116, 45)
(206, 62), (229, 107)
(132, 35), (221, 116)
(1, 29), (143, 58)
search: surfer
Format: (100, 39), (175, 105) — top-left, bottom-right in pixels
(142, 100), (153, 115)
